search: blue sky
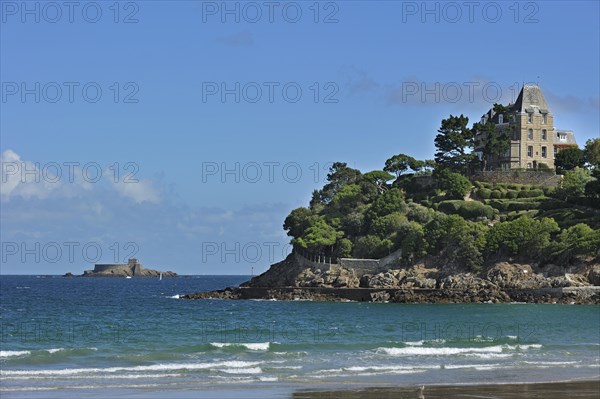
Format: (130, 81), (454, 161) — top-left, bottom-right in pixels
(1, 0), (599, 275)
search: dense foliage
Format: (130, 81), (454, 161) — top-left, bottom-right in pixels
(283, 125), (600, 273)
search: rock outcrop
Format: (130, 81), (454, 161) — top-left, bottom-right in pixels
(183, 254), (599, 304)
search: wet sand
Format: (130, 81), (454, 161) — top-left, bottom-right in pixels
(293, 380), (600, 399)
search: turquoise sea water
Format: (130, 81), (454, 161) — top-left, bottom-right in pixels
(1, 275), (599, 398)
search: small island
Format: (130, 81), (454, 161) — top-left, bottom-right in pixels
(66, 258), (177, 278)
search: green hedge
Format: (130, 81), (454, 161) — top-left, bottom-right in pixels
(506, 201), (541, 211)
(438, 200), (496, 220)
(477, 188), (492, 199)
(518, 189), (544, 198)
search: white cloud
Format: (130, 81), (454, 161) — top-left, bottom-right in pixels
(1, 149), (161, 204)
(111, 178), (161, 204)
(1, 149), (60, 201)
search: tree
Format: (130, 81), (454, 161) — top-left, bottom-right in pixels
(583, 139), (600, 200)
(283, 207), (315, 238)
(585, 170), (600, 199)
(319, 162), (362, 204)
(484, 216), (559, 257)
(437, 170), (472, 199)
(353, 235), (394, 259)
(424, 213), (484, 272)
(584, 138), (600, 168)
(362, 170), (394, 194)
(395, 221), (427, 262)
(292, 217), (343, 256)
(434, 114), (478, 174)
(473, 121), (511, 171)
(329, 184), (364, 215)
(555, 147), (585, 173)
(333, 238), (353, 258)
(555, 167), (592, 200)
(548, 224), (600, 263)
(369, 212), (408, 238)
(367, 188), (406, 218)
(384, 154), (417, 178)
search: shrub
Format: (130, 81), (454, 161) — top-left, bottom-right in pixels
(491, 190), (503, 199)
(487, 199), (509, 211)
(547, 224), (600, 263)
(484, 216), (559, 257)
(506, 201), (541, 211)
(542, 186), (556, 196)
(439, 172), (472, 199)
(506, 210), (539, 220)
(530, 189), (544, 197)
(505, 190), (519, 199)
(407, 203), (434, 224)
(518, 189), (544, 198)
(353, 235), (394, 259)
(477, 188), (492, 199)
(438, 200), (496, 220)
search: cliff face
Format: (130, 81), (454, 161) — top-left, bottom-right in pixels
(183, 254), (600, 304)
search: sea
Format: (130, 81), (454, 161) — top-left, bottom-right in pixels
(1, 275), (599, 398)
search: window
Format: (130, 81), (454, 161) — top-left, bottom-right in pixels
(542, 146), (547, 158)
(554, 147), (558, 156)
(528, 146), (533, 157)
(528, 129), (533, 140)
(542, 129), (547, 140)
(527, 162), (532, 169)
(527, 113), (533, 123)
(498, 114), (503, 124)
(542, 113), (547, 124)
(504, 148), (511, 157)
(560, 134), (567, 141)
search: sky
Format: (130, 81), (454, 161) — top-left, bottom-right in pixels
(1, 0), (599, 275)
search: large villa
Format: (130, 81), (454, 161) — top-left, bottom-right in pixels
(474, 84), (577, 170)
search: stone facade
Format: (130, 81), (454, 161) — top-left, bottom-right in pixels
(475, 84), (577, 171)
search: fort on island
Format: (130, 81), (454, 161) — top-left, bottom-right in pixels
(79, 258), (176, 277)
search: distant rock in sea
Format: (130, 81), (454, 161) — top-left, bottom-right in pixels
(67, 258), (176, 278)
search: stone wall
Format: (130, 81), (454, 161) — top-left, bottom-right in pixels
(338, 259), (382, 276)
(294, 247), (403, 277)
(472, 170), (562, 187)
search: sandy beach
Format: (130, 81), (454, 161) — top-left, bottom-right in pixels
(293, 380), (600, 399)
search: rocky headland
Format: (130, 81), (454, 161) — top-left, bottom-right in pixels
(182, 253), (600, 304)
(66, 258), (177, 278)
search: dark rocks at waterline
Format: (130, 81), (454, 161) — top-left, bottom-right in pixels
(182, 254), (600, 304)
